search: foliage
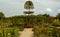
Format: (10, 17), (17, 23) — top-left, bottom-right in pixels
(52, 19), (60, 27)
(56, 13), (60, 20)
(0, 12), (5, 19)
(0, 27), (19, 37)
(33, 26), (60, 37)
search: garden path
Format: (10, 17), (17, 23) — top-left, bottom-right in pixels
(19, 28), (33, 37)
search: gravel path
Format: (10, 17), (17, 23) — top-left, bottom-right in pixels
(19, 28), (33, 37)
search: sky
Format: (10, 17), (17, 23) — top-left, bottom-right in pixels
(0, 0), (60, 17)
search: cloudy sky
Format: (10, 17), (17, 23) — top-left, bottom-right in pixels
(0, 0), (60, 17)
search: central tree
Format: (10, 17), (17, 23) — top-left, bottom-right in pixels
(24, 0), (34, 28)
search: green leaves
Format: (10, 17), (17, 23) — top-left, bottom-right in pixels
(24, 1), (34, 9)
(0, 12), (5, 18)
(52, 19), (60, 27)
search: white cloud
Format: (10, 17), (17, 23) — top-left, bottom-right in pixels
(45, 8), (52, 14)
(57, 9), (60, 13)
(46, 8), (52, 12)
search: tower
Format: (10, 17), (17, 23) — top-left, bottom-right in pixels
(24, 0), (34, 28)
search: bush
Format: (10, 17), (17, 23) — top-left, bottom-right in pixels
(52, 19), (60, 27)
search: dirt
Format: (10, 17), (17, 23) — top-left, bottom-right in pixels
(19, 28), (33, 37)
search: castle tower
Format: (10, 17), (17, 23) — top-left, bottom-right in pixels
(24, 0), (34, 28)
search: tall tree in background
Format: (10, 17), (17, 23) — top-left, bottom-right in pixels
(42, 14), (50, 23)
(0, 12), (5, 20)
(42, 14), (50, 17)
(56, 13), (60, 20)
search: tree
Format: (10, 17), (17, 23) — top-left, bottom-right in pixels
(42, 14), (50, 17)
(0, 12), (5, 20)
(42, 14), (53, 23)
(56, 13), (60, 20)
